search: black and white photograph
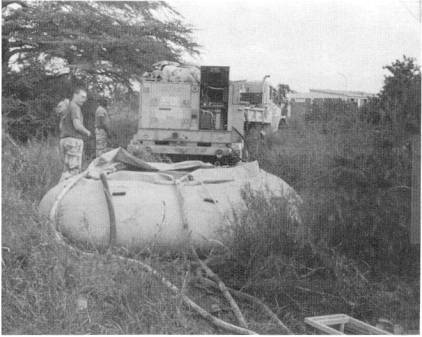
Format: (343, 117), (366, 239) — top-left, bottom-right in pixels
(1, 0), (421, 334)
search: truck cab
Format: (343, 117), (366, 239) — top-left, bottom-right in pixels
(231, 78), (283, 134)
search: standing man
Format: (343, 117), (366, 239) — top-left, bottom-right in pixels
(95, 97), (111, 157)
(59, 88), (90, 181)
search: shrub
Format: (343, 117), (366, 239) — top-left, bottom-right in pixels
(2, 63), (76, 142)
(305, 99), (358, 122)
(109, 114), (139, 149)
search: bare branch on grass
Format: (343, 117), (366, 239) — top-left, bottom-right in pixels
(299, 267), (326, 280)
(191, 245), (249, 329)
(113, 253), (257, 335)
(193, 277), (292, 334)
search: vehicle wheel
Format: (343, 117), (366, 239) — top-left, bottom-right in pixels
(278, 119), (287, 130)
(263, 123), (271, 133)
(228, 153), (241, 166)
(241, 146), (249, 162)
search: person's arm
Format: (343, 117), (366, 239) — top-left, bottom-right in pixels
(70, 105), (91, 137)
(103, 119), (111, 137)
(97, 115), (111, 136)
(73, 119), (91, 137)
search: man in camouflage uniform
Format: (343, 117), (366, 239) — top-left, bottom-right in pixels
(95, 97), (111, 157)
(59, 88), (90, 181)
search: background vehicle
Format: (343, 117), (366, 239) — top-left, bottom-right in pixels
(231, 76), (285, 135)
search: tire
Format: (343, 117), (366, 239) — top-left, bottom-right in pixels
(241, 146), (250, 162)
(278, 119), (287, 130)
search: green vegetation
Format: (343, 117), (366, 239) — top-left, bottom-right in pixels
(3, 112), (419, 332)
(2, 40), (420, 335)
(214, 190), (419, 333)
(2, 137), (213, 334)
(108, 99), (139, 149)
(249, 118), (416, 273)
(2, 1), (198, 141)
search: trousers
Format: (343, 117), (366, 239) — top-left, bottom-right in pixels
(59, 137), (83, 181)
(95, 128), (109, 157)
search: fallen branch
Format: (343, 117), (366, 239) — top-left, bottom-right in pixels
(194, 277), (292, 334)
(229, 287), (292, 334)
(191, 245), (249, 329)
(5, 133), (20, 151)
(299, 267), (326, 280)
(114, 254), (256, 334)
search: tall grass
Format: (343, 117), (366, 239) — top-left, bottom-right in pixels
(3, 136), (62, 201)
(2, 106), (419, 332)
(247, 115), (417, 275)
(212, 186), (419, 332)
(220, 113), (419, 331)
(1, 138), (214, 334)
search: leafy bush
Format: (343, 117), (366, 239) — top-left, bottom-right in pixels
(109, 105), (139, 149)
(2, 62), (76, 141)
(380, 56), (421, 134)
(305, 98), (358, 122)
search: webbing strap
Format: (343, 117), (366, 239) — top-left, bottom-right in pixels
(49, 171), (89, 225)
(174, 181), (189, 230)
(100, 173), (117, 248)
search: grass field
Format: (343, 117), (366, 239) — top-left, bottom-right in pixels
(2, 108), (419, 333)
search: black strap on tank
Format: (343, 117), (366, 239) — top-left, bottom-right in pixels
(100, 173), (117, 249)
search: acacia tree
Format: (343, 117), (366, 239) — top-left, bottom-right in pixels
(2, 1), (199, 140)
(2, 1), (199, 90)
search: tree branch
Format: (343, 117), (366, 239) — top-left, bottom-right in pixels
(191, 246), (249, 329)
(194, 277), (293, 334)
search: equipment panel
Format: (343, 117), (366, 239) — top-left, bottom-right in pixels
(139, 82), (200, 130)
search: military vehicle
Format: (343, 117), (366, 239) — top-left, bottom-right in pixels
(128, 65), (284, 164)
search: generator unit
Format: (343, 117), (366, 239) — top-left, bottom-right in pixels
(129, 66), (245, 164)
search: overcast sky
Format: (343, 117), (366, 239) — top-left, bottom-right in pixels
(169, 0), (421, 93)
